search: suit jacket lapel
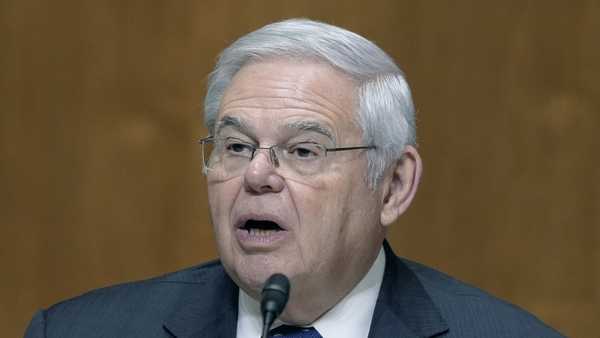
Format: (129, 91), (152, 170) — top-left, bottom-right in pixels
(163, 263), (239, 338)
(368, 241), (449, 338)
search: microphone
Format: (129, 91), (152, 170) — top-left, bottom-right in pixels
(260, 273), (290, 338)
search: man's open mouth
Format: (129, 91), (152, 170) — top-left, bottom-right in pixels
(240, 220), (284, 234)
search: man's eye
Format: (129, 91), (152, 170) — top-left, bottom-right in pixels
(288, 143), (322, 159)
(225, 142), (253, 156)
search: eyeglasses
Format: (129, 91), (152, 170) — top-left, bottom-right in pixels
(199, 136), (376, 177)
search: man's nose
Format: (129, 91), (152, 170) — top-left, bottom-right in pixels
(243, 150), (285, 194)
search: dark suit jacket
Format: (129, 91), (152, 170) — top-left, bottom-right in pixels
(25, 242), (565, 337)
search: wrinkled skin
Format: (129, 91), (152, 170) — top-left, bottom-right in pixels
(206, 59), (422, 324)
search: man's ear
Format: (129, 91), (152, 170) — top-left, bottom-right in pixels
(380, 145), (422, 226)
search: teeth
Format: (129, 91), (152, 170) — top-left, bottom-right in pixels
(247, 228), (277, 236)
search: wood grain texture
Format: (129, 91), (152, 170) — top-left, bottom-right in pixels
(1, 1), (598, 337)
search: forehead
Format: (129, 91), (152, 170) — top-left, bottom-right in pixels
(217, 59), (360, 141)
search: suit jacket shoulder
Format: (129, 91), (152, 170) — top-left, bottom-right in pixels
(372, 242), (566, 338)
(24, 260), (239, 338)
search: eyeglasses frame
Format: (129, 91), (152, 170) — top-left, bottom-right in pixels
(198, 136), (376, 174)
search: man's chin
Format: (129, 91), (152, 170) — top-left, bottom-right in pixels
(226, 261), (283, 299)
(227, 261), (327, 324)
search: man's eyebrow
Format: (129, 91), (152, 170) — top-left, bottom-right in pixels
(214, 116), (247, 135)
(285, 121), (335, 142)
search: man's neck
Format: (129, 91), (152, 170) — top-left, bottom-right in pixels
(236, 247), (386, 338)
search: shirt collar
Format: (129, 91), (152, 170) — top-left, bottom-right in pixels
(236, 247), (386, 338)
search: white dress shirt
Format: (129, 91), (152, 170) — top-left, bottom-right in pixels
(236, 247), (386, 338)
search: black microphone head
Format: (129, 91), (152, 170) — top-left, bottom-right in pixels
(260, 273), (291, 337)
(261, 273), (290, 317)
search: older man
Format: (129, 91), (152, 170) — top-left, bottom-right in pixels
(26, 19), (564, 338)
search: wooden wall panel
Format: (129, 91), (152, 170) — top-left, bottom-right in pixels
(1, 1), (597, 337)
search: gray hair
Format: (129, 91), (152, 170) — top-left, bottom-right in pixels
(204, 18), (416, 187)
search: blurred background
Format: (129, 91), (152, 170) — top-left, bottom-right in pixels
(1, 1), (598, 337)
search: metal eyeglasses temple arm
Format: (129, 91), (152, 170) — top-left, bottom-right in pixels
(326, 145), (376, 152)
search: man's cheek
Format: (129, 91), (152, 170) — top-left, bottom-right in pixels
(209, 185), (229, 215)
(298, 195), (327, 225)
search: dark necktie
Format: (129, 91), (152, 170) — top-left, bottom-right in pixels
(269, 325), (323, 338)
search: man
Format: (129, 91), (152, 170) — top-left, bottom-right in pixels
(25, 19), (564, 338)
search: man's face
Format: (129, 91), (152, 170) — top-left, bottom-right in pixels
(206, 59), (386, 317)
